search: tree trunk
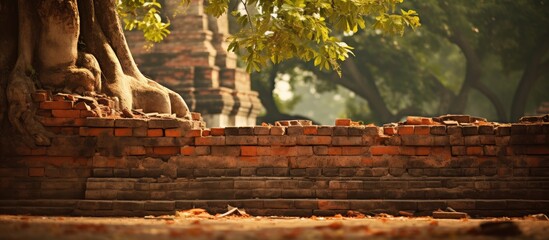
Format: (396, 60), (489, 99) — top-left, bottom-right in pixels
(0, 0), (192, 146)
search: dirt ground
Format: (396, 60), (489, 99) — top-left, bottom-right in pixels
(1, 213), (548, 240)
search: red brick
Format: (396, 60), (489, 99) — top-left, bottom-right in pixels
(416, 147), (431, 156)
(60, 127), (79, 135)
(303, 126), (318, 135)
(115, 128), (133, 137)
(406, 116), (423, 125)
(384, 127), (397, 135)
(466, 146), (483, 155)
(526, 146), (549, 155)
(252, 146), (270, 156)
(195, 136), (225, 145)
(40, 101), (73, 110)
(327, 147), (342, 155)
(38, 117), (85, 127)
(195, 146), (211, 155)
(341, 146), (364, 155)
(400, 146), (416, 156)
(165, 128), (182, 137)
(181, 146), (195, 155)
(238, 157), (259, 167)
(370, 146), (399, 155)
(32, 92), (48, 102)
(147, 129), (164, 137)
(28, 167), (45, 177)
(126, 146), (146, 155)
(431, 147), (452, 160)
(414, 126), (430, 135)
(226, 136), (258, 145)
(51, 109), (80, 118)
(270, 126), (285, 135)
(272, 147), (297, 156)
(153, 146), (179, 155)
(361, 157), (374, 167)
(421, 118), (435, 125)
(210, 128), (225, 136)
(295, 146), (313, 156)
(185, 129), (202, 137)
(296, 136), (331, 145)
(335, 118), (351, 126)
(202, 129), (211, 136)
(80, 127), (114, 136)
(241, 146), (257, 156)
(398, 126), (414, 135)
(191, 112), (201, 121)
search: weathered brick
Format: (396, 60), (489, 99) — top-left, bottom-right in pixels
(80, 127), (114, 137)
(414, 126), (430, 135)
(28, 167), (45, 177)
(332, 136), (362, 146)
(466, 146), (483, 155)
(211, 146), (241, 156)
(165, 128), (183, 137)
(210, 127), (225, 136)
(370, 146), (399, 155)
(333, 127), (349, 136)
(195, 136), (225, 145)
(296, 136), (331, 145)
(384, 127), (397, 135)
(40, 101), (73, 110)
(185, 129), (202, 137)
(253, 126), (270, 135)
(148, 119), (179, 128)
(238, 127), (255, 135)
(317, 126), (333, 136)
(270, 126), (285, 135)
(115, 119), (148, 128)
(335, 118), (351, 126)
(326, 147), (342, 155)
(114, 128), (132, 137)
(147, 129), (163, 137)
(511, 124), (528, 135)
(126, 146), (146, 155)
(430, 125), (447, 135)
(226, 136), (257, 145)
(153, 146), (179, 155)
(195, 146), (211, 155)
(303, 126), (318, 135)
(51, 109), (80, 118)
(86, 117), (115, 127)
(258, 136), (296, 146)
(241, 146), (257, 156)
(398, 126), (414, 135)
(287, 126), (304, 135)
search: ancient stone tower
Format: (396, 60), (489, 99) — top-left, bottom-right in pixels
(125, 0), (263, 127)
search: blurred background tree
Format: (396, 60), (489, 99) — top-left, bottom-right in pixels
(251, 0), (549, 124)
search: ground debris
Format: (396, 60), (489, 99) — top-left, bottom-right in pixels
(216, 205), (250, 218)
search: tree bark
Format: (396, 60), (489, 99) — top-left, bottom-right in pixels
(510, 32), (549, 121)
(1, 0), (192, 146)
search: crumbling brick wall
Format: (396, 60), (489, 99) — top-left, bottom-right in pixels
(1, 93), (548, 217)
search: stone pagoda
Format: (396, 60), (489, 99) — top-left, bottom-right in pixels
(125, 0), (263, 127)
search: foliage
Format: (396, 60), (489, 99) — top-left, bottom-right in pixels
(118, 0), (419, 75)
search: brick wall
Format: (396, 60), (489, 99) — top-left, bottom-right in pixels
(1, 94), (548, 217)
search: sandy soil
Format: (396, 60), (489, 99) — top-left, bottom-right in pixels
(1, 213), (547, 240)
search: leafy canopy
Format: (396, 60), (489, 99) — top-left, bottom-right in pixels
(117, 0), (420, 75)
